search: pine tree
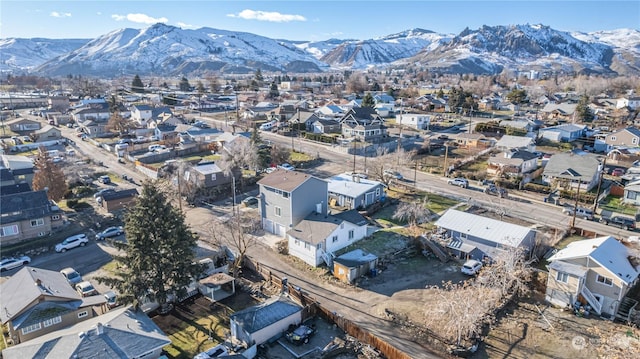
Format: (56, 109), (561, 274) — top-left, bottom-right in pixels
(576, 94), (595, 122)
(268, 82), (279, 99)
(361, 93), (376, 108)
(179, 77), (191, 91)
(196, 81), (206, 94)
(96, 182), (200, 309)
(32, 147), (68, 201)
(131, 75), (144, 93)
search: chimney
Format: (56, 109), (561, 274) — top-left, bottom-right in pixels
(95, 323), (104, 335)
(35, 278), (42, 287)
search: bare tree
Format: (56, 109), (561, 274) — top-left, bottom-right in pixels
(345, 72), (368, 94)
(217, 138), (259, 189)
(269, 144), (291, 167)
(477, 245), (533, 298)
(426, 281), (501, 347)
(392, 196), (433, 230)
(206, 212), (261, 278)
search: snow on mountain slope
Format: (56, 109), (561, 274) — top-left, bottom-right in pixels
(0, 38), (88, 72)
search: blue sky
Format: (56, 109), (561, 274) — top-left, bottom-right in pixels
(1, 1), (638, 41)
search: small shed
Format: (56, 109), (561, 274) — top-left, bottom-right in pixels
(230, 296), (302, 346)
(333, 249), (378, 283)
(199, 272), (236, 302)
(101, 188), (138, 212)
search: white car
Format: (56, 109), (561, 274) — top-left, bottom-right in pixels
(0, 256), (31, 272)
(76, 281), (98, 297)
(345, 171), (368, 179)
(461, 259), (483, 275)
(278, 163), (295, 171)
(60, 267), (83, 285)
(448, 177), (469, 188)
(55, 234), (88, 253)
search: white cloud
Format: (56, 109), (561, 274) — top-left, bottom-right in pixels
(176, 22), (197, 29)
(111, 13), (168, 24)
(50, 11), (72, 18)
(227, 9), (306, 23)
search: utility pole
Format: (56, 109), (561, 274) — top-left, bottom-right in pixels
(592, 157), (606, 213)
(571, 179), (582, 228)
(442, 144), (449, 177)
(413, 159), (418, 189)
(352, 140), (357, 173)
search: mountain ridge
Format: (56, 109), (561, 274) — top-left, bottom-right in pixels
(1, 23), (638, 77)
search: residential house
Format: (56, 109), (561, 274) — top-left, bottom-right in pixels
(50, 113), (73, 126)
(539, 124), (586, 143)
(258, 169), (327, 237)
(33, 125), (62, 142)
(433, 209), (536, 261)
(2, 306), (171, 359)
(487, 150), (539, 177)
(623, 180), (640, 205)
(230, 296), (303, 352)
(287, 209), (369, 267)
(339, 107), (386, 142)
(396, 113), (430, 130)
(71, 107), (110, 123)
(0, 190), (58, 245)
(186, 162), (233, 189)
(540, 103), (577, 121)
(327, 173), (386, 209)
(604, 127), (640, 148)
(290, 110), (321, 131)
(499, 119), (541, 134)
(542, 152), (603, 191)
(153, 124), (178, 142)
(455, 133), (489, 148)
(333, 249), (378, 284)
(315, 105), (345, 119)
(310, 118), (341, 134)
(131, 104), (153, 127)
(616, 97), (640, 110)
(100, 188), (138, 212)
(47, 96), (70, 112)
(78, 119), (108, 138)
(0, 267), (107, 344)
(4, 118), (41, 132)
(494, 135), (536, 152)
(545, 236), (639, 318)
(1, 155), (35, 185)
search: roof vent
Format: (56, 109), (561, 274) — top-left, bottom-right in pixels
(78, 332), (85, 338)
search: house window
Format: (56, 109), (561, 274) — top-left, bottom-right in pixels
(340, 223), (344, 229)
(304, 242), (311, 250)
(0, 225), (19, 237)
(78, 311), (88, 318)
(627, 191), (637, 200)
(460, 232), (468, 240)
(43, 316), (62, 327)
(275, 207), (282, 217)
(376, 188), (380, 196)
(556, 271), (569, 283)
(610, 136), (616, 141)
(349, 230), (354, 239)
(633, 138), (639, 145)
(30, 218), (44, 227)
(596, 275), (613, 286)
(317, 243), (322, 249)
(332, 235), (338, 243)
(21, 322), (42, 335)
(282, 192), (289, 198)
(52, 215), (60, 220)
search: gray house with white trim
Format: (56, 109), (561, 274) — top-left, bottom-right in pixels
(327, 174), (386, 210)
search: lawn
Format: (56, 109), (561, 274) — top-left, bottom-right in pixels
(337, 228), (412, 258)
(599, 195), (637, 216)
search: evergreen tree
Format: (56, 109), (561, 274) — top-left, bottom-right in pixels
(32, 147), (68, 201)
(179, 77), (191, 91)
(196, 81), (206, 94)
(361, 93), (376, 108)
(437, 88), (445, 99)
(131, 75), (144, 93)
(250, 126), (262, 145)
(506, 88), (528, 107)
(97, 182), (200, 309)
(576, 94), (595, 122)
(268, 82), (279, 99)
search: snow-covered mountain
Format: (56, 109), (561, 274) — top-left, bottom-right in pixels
(1, 23), (638, 77)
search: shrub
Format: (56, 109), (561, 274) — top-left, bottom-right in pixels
(66, 199), (78, 208)
(524, 183), (552, 194)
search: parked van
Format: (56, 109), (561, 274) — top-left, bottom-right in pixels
(259, 120), (276, 131)
(562, 206), (594, 220)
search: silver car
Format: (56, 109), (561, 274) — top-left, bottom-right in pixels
(0, 256), (31, 272)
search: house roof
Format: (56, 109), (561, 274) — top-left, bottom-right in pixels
(612, 126), (640, 139)
(287, 212), (343, 245)
(434, 209), (533, 247)
(101, 188), (138, 202)
(0, 190), (51, 224)
(0, 182), (32, 196)
(333, 209), (368, 226)
(2, 306), (171, 359)
(334, 249), (377, 268)
(0, 267), (80, 323)
(543, 152), (601, 180)
(495, 135), (534, 149)
(540, 123), (585, 133)
(258, 169), (319, 192)
(230, 296), (301, 334)
(199, 272), (235, 286)
(193, 162), (224, 175)
(548, 236), (639, 285)
(327, 174), (384, 198)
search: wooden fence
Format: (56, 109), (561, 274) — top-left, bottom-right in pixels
(249, 260), (418, 359)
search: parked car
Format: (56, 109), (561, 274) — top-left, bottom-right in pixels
(94, 188), (115, 199)
(0, 256), (31, 272)
(286, 324), (316, 345)
(76, 281), (98, 297)
(60, 267), (83, 285)
(484, 184), (508, 198)
(611, 168), (626, 176)
(55, 234), (89, 252)
(242, 196), (259, 207)
(600, 216), (636, 230)
(561, 206), (594, 220)
(99, 175), (111, 184)
(383, 170), (403, 180)
(461, 259), (483, 275)
(95, 226), (124, 240)
(104, 291), (118, 309)
(344, 171), (368, 179)
(448, 178), (469, 188)
(278, 163), (295, 171)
